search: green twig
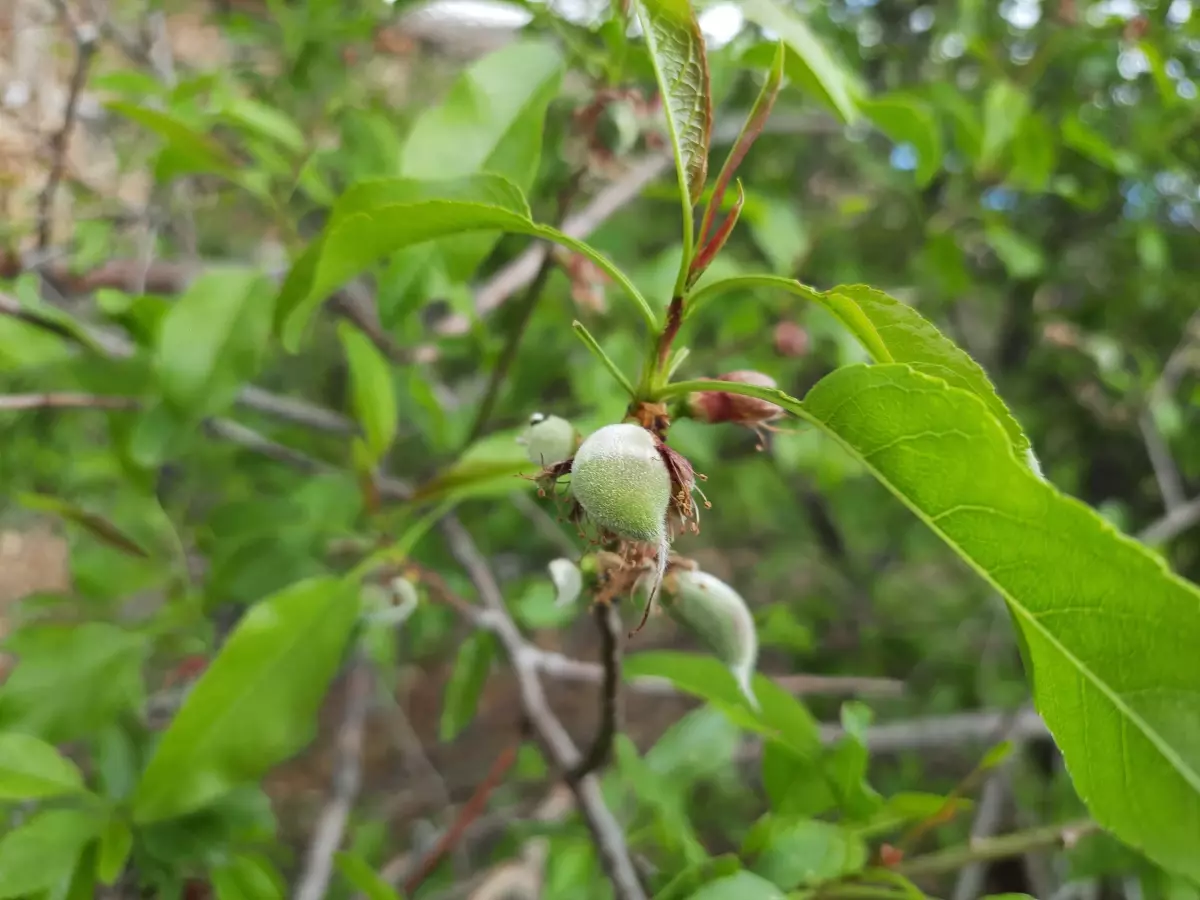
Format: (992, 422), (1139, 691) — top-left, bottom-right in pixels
(572, 321), (637, 397)
(892, 818), (1097, 879)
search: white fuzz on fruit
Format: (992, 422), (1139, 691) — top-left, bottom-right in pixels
(570, 424), (671, 544)
(548, 558), (583, 607)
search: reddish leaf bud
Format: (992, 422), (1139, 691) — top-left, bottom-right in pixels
(773, 321), (809, 358)
(687, 370), (784, 427)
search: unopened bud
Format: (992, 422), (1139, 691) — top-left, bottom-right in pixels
(661, 569), (760, 709)
(686, 370), (784, 427)
(773, 321), (809, 357)
(517, 412), (578, 467)
(548, 558), (583, 607)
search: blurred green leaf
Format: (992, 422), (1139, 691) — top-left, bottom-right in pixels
(978, 80), (1028, 175)
(338, 322), (398, 464)
(440, 630), (497, 742)
(741, 0), (860, 123)
(219, 95), (306, 154)
(335, 851), (405, 900)
(985, 226), (1045, 280)
(401, 39), (563, 280)
(742, 816), (867, 889)
(105, 101), (237, 179)
(95, 818), (132, 886)
(861, 94), (942, 186)
(0, 623), (146, 744)
(156, 269), (275, 419)
(623, 651), (820, 757)
(1062, 115), (1137, 176)
(210, 852), (286, 900)
(0, 732), (86, 800)
(1009, 112), (1057, 192)
(133, 577), (359, 823)
(682, 869), (786, 899)
(0, 809), (102, 900)
(653, 855), (742, 900)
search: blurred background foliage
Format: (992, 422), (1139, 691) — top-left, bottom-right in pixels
(0, 0), (1198, 897)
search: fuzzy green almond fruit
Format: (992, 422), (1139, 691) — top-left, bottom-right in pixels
(569, 423), (671, 544)
(661, 569), (760, 710)
(518, 412), (578, 467)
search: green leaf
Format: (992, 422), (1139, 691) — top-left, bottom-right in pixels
(94, 818), (132, 886)
(156, 269), (275, 418)
(440, 631), (497, 742)
(683, 870), (786, 899)
(634, 0), (711, 209)
(861, 93), (943, 187)
(743, 817), (867, 890)
(985, 226), (1045, 280)
(0, 809), (102, 900)
(653, 855), (742, 900)
(0, 733), (86, 800)
(210, 852), (286, 900)
(218, 95), (306, 154)
(338, 322), (398, 464)
(400, 39), (563, 281)
(977, 80), (1029, 175)
(633, 0), (712, 294)
(623, 651), (820, 757)
(105, 101), (237, 178)
(1009, 112), (1057, 191)
(335, 851), (405, 900)
(132, 577), (359, 823)
(0, 623), (147, 744)
(17, 493), (151, 558)
(686, 278), (1032, 457)
(275, 174), (655, 350)
(661, 365), (1200, 880)
(1062, 115), (1137, 176)
(401, 39), (562, 188)
(741, 0), (861, 124)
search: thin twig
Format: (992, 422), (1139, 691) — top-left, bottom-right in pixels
(1137, 494), (1200, 545)
(465, 249), (559, 445)
(568, 602), (623, 782)
(1138, 409), (1185, 513)
(437, 514), (647, 900)
(403, 740), (521, 896)
(0, 393), (137, 411)
(893, 819), (1097, 879)
(38, 2), (99, 250)
(293, 658), (373, 900)
(951, 748), (1020, 900)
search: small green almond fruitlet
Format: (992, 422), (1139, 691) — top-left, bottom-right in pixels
(517, 412), (578, 467)
(570, 423), (671, 545)
(661, 569), (760, 710)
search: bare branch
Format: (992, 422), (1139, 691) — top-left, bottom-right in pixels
(436, 514), (648, 900)
(0, 393), (136, 411)
(569, 601), (623, 782)
(1138, 494), (1200, 546)
(1139, 409), (1186, 513)
(38, 2), (100, 250)
(294, 658), (373, 900)
(403, 741), (521, 896)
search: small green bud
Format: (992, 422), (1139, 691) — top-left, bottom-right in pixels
(518, 412), (578, 467)
(661, 569), (759, 710)
(570, 423), (671, 544)
(548, 558), (583, 607)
